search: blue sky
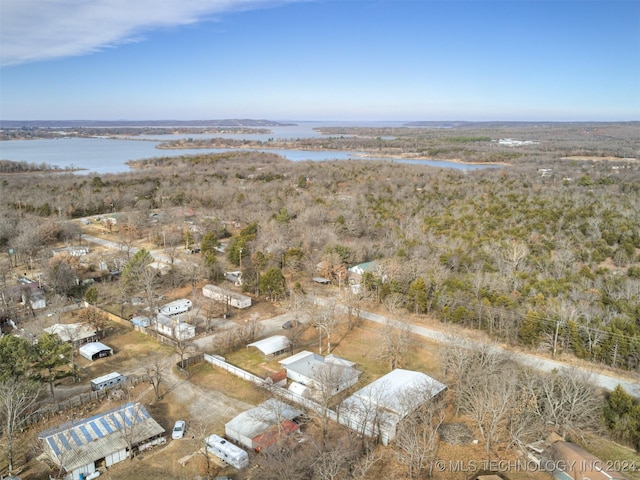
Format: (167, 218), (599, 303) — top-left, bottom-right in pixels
(1, 0), (638, 121)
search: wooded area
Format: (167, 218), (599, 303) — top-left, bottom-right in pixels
(1, 123), (640, 476)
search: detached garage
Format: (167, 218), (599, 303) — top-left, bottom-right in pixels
(79, 342), (113, 361)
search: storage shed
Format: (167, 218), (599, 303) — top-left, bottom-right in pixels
(225, 399), (301, 451)
(39, 402), (165, 480)
(79, 342), (113, 361)
(131, 316), (151, 327)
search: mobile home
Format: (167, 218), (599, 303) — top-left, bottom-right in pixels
(202, 284), (252, 309)
(159, 299), (192, 316)
(205, 434), (249, 469)
(90, 372), (126, 391)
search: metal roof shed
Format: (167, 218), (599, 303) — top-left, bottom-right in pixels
(38, 402), (165, 480)
(225, 399), (301, 450)
(79, 342), (113, 361)
(340, 369), (446, 445)
(247, 335), (290, 356)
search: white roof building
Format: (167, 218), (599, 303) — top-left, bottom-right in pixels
(340, 369), (446, 445)
(247, 335), (290, 356)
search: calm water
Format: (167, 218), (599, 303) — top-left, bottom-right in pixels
(0, 121), (498, 174)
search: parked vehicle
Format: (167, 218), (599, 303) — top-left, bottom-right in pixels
(206, 434), (249, 469)
(172, 420), (186, 439)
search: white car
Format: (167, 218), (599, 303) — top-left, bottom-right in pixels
(172, 420), (186, 440)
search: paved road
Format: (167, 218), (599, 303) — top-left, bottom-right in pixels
(312, 296), (640, 399)
(82, 232), (640, 398)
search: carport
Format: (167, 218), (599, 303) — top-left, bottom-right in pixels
(79, 341), (113, 361)
(247, 335), (290, 357)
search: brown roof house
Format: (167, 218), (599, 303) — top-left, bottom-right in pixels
(541, 441), (628, 480)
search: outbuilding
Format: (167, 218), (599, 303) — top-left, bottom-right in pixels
(247, 335), (290, 357)
(225, 399), (302, 451)
(79, 341), (113, 361)
(131, 316), (151, 327)
(340, 369), (446, 445)
(39, 402), (165, 480)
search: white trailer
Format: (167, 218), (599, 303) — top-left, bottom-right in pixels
(205, 434), (249, 469)
(91, 372), (126, 391)
(202, 284), (252, 309)
(159, 299), (192, 316)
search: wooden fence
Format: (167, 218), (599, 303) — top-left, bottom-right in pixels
(22, 375), (148, 428)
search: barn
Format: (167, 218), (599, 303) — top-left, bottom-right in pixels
(79, 342), (113, 361)
(38, 402), (165, 480)
(340, 369), (446, 445)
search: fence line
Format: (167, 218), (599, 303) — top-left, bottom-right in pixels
(85, 303), (179, 347)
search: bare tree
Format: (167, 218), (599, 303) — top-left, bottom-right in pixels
(314, 303), (339, 355)
(189, 419), (219, 479)
(527, 368), (602, 438)
(0, 377), (40, 473)
(376, 318), (413, 371)
(145, 358), (165, 400)
(395, 397), (445, 479)
(458, 361), (518, 458)
(175, 336), (196, 370)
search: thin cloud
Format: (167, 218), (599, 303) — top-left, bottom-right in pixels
(1, 0), (303, 66)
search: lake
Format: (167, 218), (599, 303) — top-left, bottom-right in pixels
(0, 121), (500, 174)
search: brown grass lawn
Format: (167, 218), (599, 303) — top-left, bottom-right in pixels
(7, 304), (638, 480)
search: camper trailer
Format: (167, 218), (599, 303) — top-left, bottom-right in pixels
(90, 372), (126, 391)
(205, 434), (249, 469)
(159, 299), (192, 316)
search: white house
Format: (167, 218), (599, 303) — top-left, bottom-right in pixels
(279, 350), (361, 399)
(225, 398), (301, 451)
(203, 284), (252, 309)
(38, 402), (165, 480)
(156, 314), (195, 341)
(340, 369), (446, 445)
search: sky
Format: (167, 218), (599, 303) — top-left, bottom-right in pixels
(1, 0), (638, 121)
